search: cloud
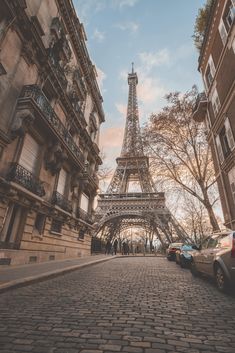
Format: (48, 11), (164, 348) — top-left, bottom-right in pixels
(115, 21), (139, 33)
(139, 49), (170, 72)
(114, 0), (139, 8)
(138, 76), (166, 104)
(93, 28), (105, 42)
(96, 67), (107, 92)
(74, 0), (139, 24)
(115, 103), (126, 117)
(100, 126), (124, 149)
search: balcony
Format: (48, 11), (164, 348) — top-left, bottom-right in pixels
(77, 207), (93, 224)
(52, 191), (72, 213)
(73, 69), (86, 94)
(7, 163), (45, 197)
(192, 92), (208, 122)
(20, 85), (85, 166)
(48, 50), (68, 90)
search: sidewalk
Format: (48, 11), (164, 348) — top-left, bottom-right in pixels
(0, 254), (114, 293)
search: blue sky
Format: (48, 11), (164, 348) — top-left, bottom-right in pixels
(74, 0), (205, 172)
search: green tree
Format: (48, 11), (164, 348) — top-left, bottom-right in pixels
(193, 0), (214, 51)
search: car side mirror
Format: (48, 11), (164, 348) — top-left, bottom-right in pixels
(192, 244), (201, 250)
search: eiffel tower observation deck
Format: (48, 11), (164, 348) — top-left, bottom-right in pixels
(95, 64), (188, 245)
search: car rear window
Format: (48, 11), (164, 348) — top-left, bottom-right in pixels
(170, 243), (183, 248)
(182, 245), (194, 251)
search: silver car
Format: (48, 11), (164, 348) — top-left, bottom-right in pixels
(190, 231), (235, 292)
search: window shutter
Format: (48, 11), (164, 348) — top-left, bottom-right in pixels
(228, 167), (235, 204)
(215, 135), (224, 163)
(57, 168), (67, 195)
(208, 55), (216, 77)
(232, 37), (235, 53)
(19, 134), (39, 173)
(218, 20), (227, 45)
(80, 193), (89, 212)
(225, 117), (235, 150)
(211, 88), (220, 116)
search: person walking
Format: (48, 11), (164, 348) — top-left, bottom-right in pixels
(113, 239), (118, 255)
(105, 239), (112, 255)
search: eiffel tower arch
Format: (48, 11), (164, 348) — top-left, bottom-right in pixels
(95, 65), (188, 247)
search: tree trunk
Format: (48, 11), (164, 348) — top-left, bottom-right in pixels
(203, 193), (220, 232)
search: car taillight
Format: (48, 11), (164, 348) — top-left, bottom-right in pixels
(231, 237), (235, 258)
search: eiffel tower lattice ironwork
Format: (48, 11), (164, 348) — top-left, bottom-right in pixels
(95, 65), (188, 245)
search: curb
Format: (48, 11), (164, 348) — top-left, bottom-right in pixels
(0, 256), (115, 294)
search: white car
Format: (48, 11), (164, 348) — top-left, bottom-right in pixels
(190, 232), (235, 292)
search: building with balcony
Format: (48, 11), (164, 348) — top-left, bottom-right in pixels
(0, 0), (105, 265)
(192, 0), (235, 229)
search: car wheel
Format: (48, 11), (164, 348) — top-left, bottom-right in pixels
(190, 261), (199, 277)
(180, 258), (185, 268)
(215, 265), (229, 293)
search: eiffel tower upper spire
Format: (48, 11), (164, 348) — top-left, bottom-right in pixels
(120, 64), (144, 157)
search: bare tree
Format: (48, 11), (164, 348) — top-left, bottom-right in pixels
(97, 150), (113, 192)
(143, 86), (220, 232)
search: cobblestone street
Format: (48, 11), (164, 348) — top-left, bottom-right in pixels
(1, 257), (235, 353)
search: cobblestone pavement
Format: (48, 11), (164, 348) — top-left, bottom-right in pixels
(1, 257), (235, 353)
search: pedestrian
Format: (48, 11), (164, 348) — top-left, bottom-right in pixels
(105, 239), (112, 255)
(122, 241), (127, 255)
(113, 239), (118, 255)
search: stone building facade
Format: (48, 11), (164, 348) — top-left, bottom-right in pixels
(193, 0), (235, 230)
(0, 0), (105, 265)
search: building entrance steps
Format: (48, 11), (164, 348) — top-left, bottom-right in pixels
(0, 254), (114, 293)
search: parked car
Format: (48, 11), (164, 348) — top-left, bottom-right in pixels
(175, 244), (199, 267)
(166, 242), (183, 261)
(190, 231), (235, 292)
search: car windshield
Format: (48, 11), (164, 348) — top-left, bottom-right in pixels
(182, 245), (194, 251)
(216, 235), (231, 248)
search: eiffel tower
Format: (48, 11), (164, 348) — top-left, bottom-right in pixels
(95, 64), (188, 246)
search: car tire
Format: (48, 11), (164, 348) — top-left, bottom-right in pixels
(180, 258), (185, 268)
(190, 261), (199, 277)
(215, 265), (229, 293)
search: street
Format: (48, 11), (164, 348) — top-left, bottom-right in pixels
(1, 257), (235, 353)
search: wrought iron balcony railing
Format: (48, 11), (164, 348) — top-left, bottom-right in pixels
(20, 85), (85, 166)
(193, 92), (207, 113)
(52, 191), (72, 213)
(192, 92), (208, 122)
(7, 163), (45, 197)
(77, 207), (93, 224)
(48, 51), (68, 90)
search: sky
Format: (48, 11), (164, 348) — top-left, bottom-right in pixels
(74, 0), (205, 186)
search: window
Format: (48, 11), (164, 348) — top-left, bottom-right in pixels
(207, 237), (219, 248)
(34, 213), (46, 235)
(211, 88), (221, 116)
(224, 0), (235, 31)
(217, 235), (230, 248)
(232, 37), (235, 53)
(204, 55), (216, 89)
(57, 168), (67, 195)
(228, 166), (235, 204)
(225, 117), (235, 151)
(19, 134), (40, 174)
(215, 117), (235, 163)
(80, 193), (89, 212)
(215, 134), (224, 163)
(51, 219), (62, 233)
(219, 20), (228, 45)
